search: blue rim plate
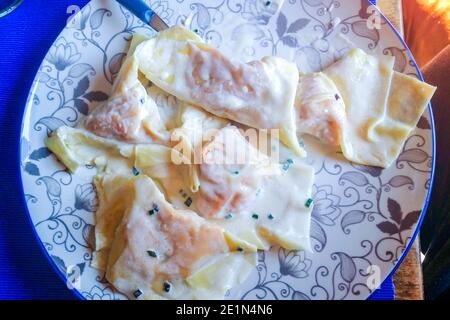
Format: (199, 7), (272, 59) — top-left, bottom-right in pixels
(19, 0), (435, 300)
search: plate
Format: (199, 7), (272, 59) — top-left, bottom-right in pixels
(19, 0), (435, 300)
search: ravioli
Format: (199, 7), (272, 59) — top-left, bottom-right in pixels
(295, 72), (346, 146)
(134, 145), (198, 208)
(84, 32), (231, 177)
(45, 126), (190, 176)
(372, 72), (436, 166)
(84, 33), (171, 144)
(324, 48), (435, 167)
(135, 26), (305, 156)
(251, 161), (314, 251)
(47, 126), (259, 299)
(195, 126), (279, 219)
(45, 126), (134, 173)
(102, 175), (256, 299)
(84, 85), (163, 143)
(189, 127), (313, 251)
(191, 127), (276, 249)
(92, 174), (138, 270)
(324, 48), (395, 166)
(169, 102), (229, 192)
(202, 159), (314, 251)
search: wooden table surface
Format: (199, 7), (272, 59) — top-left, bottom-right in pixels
(378, 0), (424, 300)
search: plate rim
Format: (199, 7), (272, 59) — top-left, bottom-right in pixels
(17, 0), (436, 300)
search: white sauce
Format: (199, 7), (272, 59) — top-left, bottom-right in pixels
(137, 29), (299, 132)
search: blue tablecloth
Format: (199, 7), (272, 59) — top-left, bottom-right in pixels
(0, 0), (393, 300)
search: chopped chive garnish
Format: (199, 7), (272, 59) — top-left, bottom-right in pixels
(252, 213), (259, 220)
(268, 213), (274, 220)
(233, 170), (240, 175)
(133, 289), (143, 298)
(132, 166), (140, 176)
(335, 94), (340, 101)
(193, 28), (199, 33)
(282, 159), (294, 171)
(163, 281), (172, 293)
(148, 203), (159, 216)
(184, 197), (192, 207)
(305, 198), (313, 208)
(140, 98), (145, 104)
(237, 246), (244, 252)
(225, 213), (233, 220)
(147, 250), (157, 258)
(265, 1), (271, 6)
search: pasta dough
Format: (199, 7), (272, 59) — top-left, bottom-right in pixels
(295, 72), (346, 146)
(102, 175), (257, 299)
(136, 26), (305, 156)
(324, 48), (435, 167)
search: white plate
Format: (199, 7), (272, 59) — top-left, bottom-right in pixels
(19, 0), (435, 300)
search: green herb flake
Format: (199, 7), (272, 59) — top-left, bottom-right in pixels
(184, 197), (192, 207)
(282, 159), (294, 171)
(268, 213), (274, 220)
(163, 281), (172, 293)
(133, 289), (143, 298)
(251, 213), (259, 220)
(305, 198), (313, 208)
(237, 246), (244, 252)
(265, 1), (271, 6)
(147, 250), (157, 258)
(132, 166), (140, 176)
(148, 203), (159, 216)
